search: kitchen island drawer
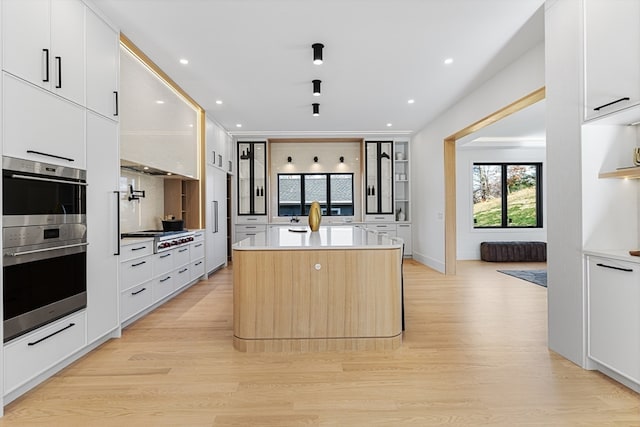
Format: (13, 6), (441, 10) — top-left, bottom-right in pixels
(4, 311), (87, 394)
(120, 255), (153, 291)
(120, 282), (153, 322)
(120, 239), (154, 262)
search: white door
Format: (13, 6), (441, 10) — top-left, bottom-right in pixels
(86, 111), (120, 344)
(206, 165), (227, 273)
(86, 7), (119, 120)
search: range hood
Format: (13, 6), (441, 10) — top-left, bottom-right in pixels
(120, 160), (196, 180)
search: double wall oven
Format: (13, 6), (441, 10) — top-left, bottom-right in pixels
(2, 156), (87, 342)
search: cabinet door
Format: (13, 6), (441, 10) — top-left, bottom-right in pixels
(206, 165), (227, 273)
(588, 257), (640, 383)
(584, 0), (640, 120)
(396, 223), (412, 256)
(365, 141), (394, 218)
(2, 0), (51, 90)
(86, 112), (120, 344)
(86, 7), (119, 120)
(237, 141), (266, 215)
(3, 72), (86, 168)
(50, 0), (85, 106)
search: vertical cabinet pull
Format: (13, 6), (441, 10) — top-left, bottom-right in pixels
(113, 91), (119, 116)
(114, 191), (120, 256)
(42, 48), (50, 82)
(55, 56), (62, 88)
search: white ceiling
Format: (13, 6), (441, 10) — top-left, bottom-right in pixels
(91, 0), (545, 137)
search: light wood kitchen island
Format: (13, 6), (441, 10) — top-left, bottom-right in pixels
(232, 226), (403, 352)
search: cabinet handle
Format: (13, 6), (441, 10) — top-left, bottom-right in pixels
(596, 263), (632, 272)
(131, 260), (146, 267)
(179, 268), (188, 274)
(114, 191), (120, 256)
(593, 97), (630, 111)
(55, 56), (62, 88)
(178, 248), (188, 253)
(113, 91), (119, 116)
(159, 276), (171, 283)
(195, 261), (202, 266)
(159, 253), (171, 259)
(194, 243), (203, 248)
(42, 48), (50, 82)
(131, 287), (147, 295)
(28, 323), (75, 346)
(26, 150), (74, 162)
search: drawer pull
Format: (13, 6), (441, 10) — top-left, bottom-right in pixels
(194, 243), (203, 248)
(131, 246), (147, 251)
(131, 260), (146, 267)
(131, 287), (147, 295)
(28, 323), (75, 346)
(159, 276), (171, 283)
(195, 261), (203, 266)
(179, 268), (188, 274)
(178, 248), (188, 253)
(596, 263), (632, 272)
(159, 253), (171, 259)
(593, 97), (630, 111)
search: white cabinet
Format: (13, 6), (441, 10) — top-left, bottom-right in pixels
(206, 165), (228, 273)
(235, 224), (266, 243)
(396, 223), (412, 256)
(3, 72), (85, 168)
(4, 311), (86, 394)
(394, 140), (410, 222)
(86, 112), (120, 344)
(2, 0), (85, 106)
(85, 7), (119, 120)
(366, 223), (397, 237)
(584, 0), (640, 120)
(587, 255), (640, 386)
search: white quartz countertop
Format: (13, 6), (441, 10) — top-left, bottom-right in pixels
(233, 225), (403, 250)
(120, 236), (154, 245)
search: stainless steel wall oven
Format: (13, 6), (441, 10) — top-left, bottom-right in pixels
(2, 156), (87, 342)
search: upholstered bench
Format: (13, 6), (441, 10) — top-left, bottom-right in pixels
(480, 241), (547, 262)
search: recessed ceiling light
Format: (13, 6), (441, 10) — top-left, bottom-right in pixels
(179, 58), (189, 65)
(444, 58), (454, 65)
(143, 166), (149, 170)
(407, 99), (415, 104)
(156, 100), (165, 104)
(215, 100), (223, 105)
(386, 123), (393, 127)
(236, 124), (242, 128)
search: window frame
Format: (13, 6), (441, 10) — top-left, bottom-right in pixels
(472, 162), (543, 229)
(277, 172), (354, 217)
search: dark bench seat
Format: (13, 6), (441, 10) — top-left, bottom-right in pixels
(480, 241), (546, 262)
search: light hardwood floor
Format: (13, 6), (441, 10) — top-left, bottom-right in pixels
(0, 260), (638, 426)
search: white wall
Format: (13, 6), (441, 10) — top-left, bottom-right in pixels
(119, 169), (166, 232)
(411, 42), (545, 272)
(456, 145), (547, 260)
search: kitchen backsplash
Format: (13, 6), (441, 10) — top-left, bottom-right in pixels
(119, 169), (165, 232)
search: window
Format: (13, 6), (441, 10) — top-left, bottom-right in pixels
(472, 163), (542, 228)
(278, 173), (354, 216)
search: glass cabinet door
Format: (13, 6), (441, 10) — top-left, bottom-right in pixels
(237, 141), (266, 215)
(365, 141), (393, 215)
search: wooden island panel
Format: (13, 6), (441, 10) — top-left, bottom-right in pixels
(233, 248), (402, 352)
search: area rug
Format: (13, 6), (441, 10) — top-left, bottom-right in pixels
(497, 269), (547, 287)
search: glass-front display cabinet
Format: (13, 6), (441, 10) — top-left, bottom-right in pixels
(365, 141), (394, 220)
(237, 141), (266, 216)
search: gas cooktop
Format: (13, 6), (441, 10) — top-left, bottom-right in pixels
(121, 230), (195, 252)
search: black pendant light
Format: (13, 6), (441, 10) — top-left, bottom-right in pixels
(312, 43), (324, 65)
(312, 79), (321, 96)
(312, 103), (320, 116)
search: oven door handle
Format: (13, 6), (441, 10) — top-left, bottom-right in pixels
(6, 242), (89, 257)
(10, 174), (88, 186)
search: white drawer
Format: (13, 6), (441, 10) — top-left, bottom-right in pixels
(153, 250), (174, 277)
(236, 224), (266, 233)
(191, 241), (205, 260)
(174, 246), (190, 267)
(120, 281), (153, 322)
(174, 264), (192, 290)
(236, 216), (267, 224)
(367, 223), (397, 237)
(192, 230), (205, 243)
(191, 259), (205, 282)
(364, 214), (395, 223)
(4, 311), (87, 394)
(120, 255), (153, 291)
(120, 240), (154, 262)
(152, 273), (175, 303)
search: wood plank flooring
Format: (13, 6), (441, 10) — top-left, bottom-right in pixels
(0, 260), (638, 426)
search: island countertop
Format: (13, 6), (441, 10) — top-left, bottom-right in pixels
(232, 225), (402, 250)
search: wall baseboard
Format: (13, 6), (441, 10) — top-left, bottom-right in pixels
(412, 251), (445, 273)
